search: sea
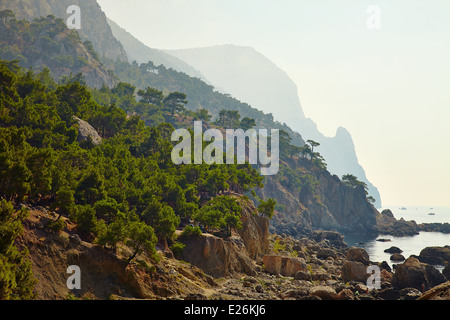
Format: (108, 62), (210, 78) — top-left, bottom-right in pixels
(344, 206), (450, 271)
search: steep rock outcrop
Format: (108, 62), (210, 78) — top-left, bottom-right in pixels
(178, 196), (270, 277)
(376, 209), (419, 236)
(179, 234), (258, 278)
(258, 158), (379, 237)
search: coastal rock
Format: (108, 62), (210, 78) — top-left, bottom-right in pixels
(316, 248), (338, 260)
(418, 223), (450, 234)
(391, 257), (447, 291)
(376, 209), (419, 237)
(419, 246), (450, 264)
(341, 260), (368, 283)
(419, 280), (450, 300)
(379, 261), (392, 272)
(294, 270), (312, 281)
(390, 253), (405, 262)
(443, 263), (450, 280)
(346, 247), (370, 265)
(381, 269), (393, 282)
(309, 230), (348, 249)
(337, 288), (354, 300)
(262, 255), (307, 277)
(384, 246), (402, 254)
(309, 285), (338, 300)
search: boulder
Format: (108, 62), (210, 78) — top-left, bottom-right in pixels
(390, 253), (405, 262)
(316, 248), (337, 260)
(294, 270), (312, 281)
(384, 246), (402, 254)
(309, 230), (348, 249)
(419, 280), (450, 300)
(379, 261), (392, 272)
(180, 234), (257, 277)
(73, 116), (102, 145)
(341, 260), (368, 283)
(419, 246), (450, 264)
(309, 285), (338, 300)
(346, 247), (370, 265)
(443, 263), (450, 280)
(391, 257), (447, 291)
(337, 288), (354, 300)
(263, 255), (307, 277)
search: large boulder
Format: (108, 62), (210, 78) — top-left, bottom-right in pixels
(346, 247), (370, 265)
(384, 246), (402, 254)
(263, 255), (307, 277)
(341, 260), (368, 283)
(73, 116), (102, 145)
(179, 234), (257, 277)
(419, 246), (450, 265)
(391, 257), (447, 291)
(309, 285), (338, 300)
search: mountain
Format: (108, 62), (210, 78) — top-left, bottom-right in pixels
(166, 45), (306, 127)
(107, 18), (207, 82)
(166, 45), (381, 207)
(0, 0), (128, 62)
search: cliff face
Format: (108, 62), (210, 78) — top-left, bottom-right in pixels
(178, 196), (270, 277)
(258, 158), (379, 238)
(0, 0), (128, 63)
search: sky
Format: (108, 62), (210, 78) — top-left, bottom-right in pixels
(97, 0), (450, 207)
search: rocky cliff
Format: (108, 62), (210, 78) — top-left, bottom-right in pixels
(177, 196), (270, 277)
(257, 157), (379, 238)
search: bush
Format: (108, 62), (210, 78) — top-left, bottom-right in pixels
(46, 218), (66, 233)
(170, 241), (186, 258)
(180, 225), (202, 238)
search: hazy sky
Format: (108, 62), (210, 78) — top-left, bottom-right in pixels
(98, 0), (450, 207)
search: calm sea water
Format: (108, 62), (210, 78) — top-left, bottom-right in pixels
(344, 206), (450, 270)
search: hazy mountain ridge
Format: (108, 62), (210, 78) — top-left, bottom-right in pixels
(166, 45), (381, 207)
(107, 18), (208, 82)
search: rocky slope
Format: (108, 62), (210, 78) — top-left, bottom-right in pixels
(0, 0), (128, 63)
(0, 11), (116, 88)
(17, 199), (450, 300)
